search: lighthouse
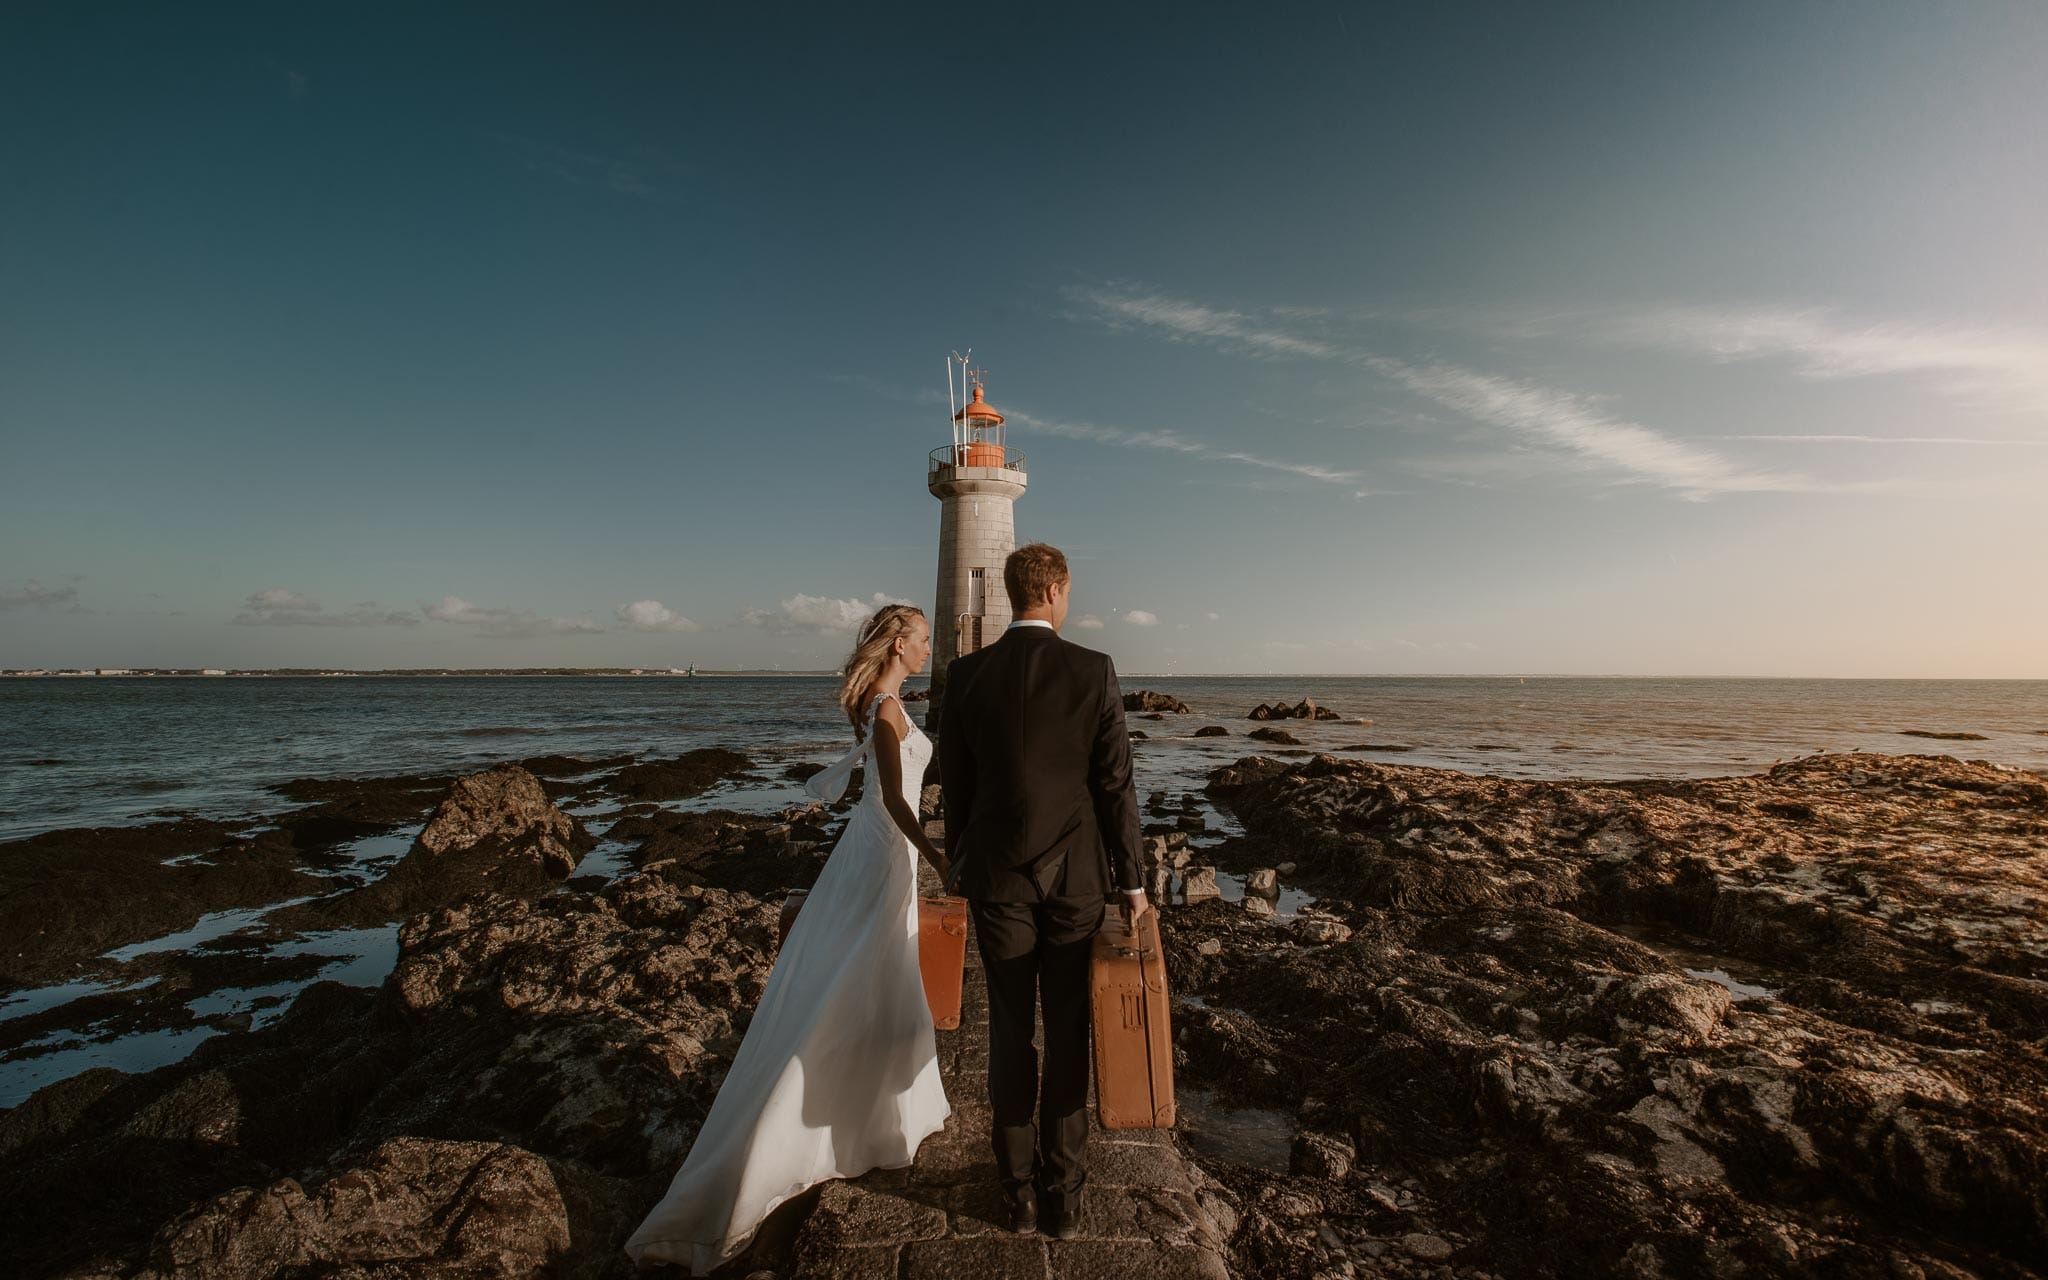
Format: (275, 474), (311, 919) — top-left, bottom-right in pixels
(927, 357), (1026, 717)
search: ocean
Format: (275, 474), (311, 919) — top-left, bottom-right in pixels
(5, 675), (2046, 843)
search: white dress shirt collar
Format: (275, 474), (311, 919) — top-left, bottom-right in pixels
(1006, 619), (1055, 631)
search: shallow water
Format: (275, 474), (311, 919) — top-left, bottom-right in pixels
(1607, 922), (1788, 1001)
(1175, 1083), (1295, 1173)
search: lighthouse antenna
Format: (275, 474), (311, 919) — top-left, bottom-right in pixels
(946, 356), (958, 451)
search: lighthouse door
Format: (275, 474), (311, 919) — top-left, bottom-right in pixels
(967, 568), (986, 617)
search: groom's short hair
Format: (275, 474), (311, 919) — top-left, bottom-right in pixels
(1004, 543), (1069, 611)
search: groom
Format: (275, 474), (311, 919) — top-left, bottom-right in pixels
(939, 542), (1149, 1239)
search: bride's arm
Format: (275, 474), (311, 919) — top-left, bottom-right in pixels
(871, 700), (949, 877)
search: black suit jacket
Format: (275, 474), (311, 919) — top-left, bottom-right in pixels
(940, 624), (1145, 903)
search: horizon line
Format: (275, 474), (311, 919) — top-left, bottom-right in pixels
(5, 668), (2046, 683)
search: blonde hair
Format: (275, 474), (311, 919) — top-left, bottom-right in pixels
(838, 603), (926, 739)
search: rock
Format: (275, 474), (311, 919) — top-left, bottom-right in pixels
(414, 765), (590, 878)
(1248, 703), (1276, 721)
(1249, 727), (1301, 745)
(1292, 698), (1319, 721)
(1293, 917), (1351, 945)
(919, 784), (943, 820)
(602, 748), (752, 802)
(1148, 790), (1170, 808)
(1898, 730), (1988, 740)
(1197, 938), (1223, 957)
(900, 688), (930, 702)
(1402, 1233), (1455, 1262)
(1129, 730), (1149, 741)
(1246, 868), (1279, 896)
(1182, 866), (1220, 903)
(1148, 867), (1174, 899)
(1600, 974), (1734, 1047)
(1263, 1187), (1324, 1218)
(1125, 690), (1193, 714)
(1194, 725), (1230, 738)
(1166, 831), (1190, 851)
(1277, 862), (1297, 875)
(1292, 1130), (1356, 1180)
(1177, 814), (1207, 833)
(1243, 895), (1276, 918)
(132, 1138), (572, 1279)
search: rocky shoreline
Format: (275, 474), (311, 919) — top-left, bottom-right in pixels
(0, 734), (2042, 1277)
(1171, 750), (2047, 1279)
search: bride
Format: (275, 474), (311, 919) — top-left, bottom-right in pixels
(625, 603), (955, 1271)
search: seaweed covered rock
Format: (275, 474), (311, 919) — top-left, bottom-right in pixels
(1125, 690), (1193, 715)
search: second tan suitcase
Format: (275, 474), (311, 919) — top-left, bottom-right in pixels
(917, 896), (968, 1030)
(1090, 909), (1176, 1130)
(779, 890), (967, 1031)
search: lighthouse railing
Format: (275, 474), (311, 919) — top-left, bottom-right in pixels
(928, 445), (1027, 481)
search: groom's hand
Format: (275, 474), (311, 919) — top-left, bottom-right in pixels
(1121, 891), (1151, 930)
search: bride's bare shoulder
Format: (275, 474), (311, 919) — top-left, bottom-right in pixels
(866, 687), (909, 735)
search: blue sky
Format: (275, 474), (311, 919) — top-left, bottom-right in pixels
(4, 2), (2044, 676)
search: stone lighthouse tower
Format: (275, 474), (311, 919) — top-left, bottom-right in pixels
(927, 359), (1025, 714)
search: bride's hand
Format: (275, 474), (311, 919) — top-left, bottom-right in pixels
(922, 843), (951, 882)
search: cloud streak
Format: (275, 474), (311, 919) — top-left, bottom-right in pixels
(1590, 305), (2048, 412)
(235, 588), (420, 628)
(483, 131), (684, 200)
(615, 600), (700, 632)
(1005, 407), (1364, 485)
(1712, 434), (2048, 447)
(1365, 359), (1813, 500)
(1068, 284), (1817, 499)
(0, 580), (81, 611)
(741, 592), (913, 636)
(425, 596), (601, 638)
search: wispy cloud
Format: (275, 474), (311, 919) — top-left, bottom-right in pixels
(1711, 433), (2048, 447)
(1365, 359), (1814, 500)
(1068, 283), (1816, 499)
(1073, 614), (1106, 630)
(0, 580), (82, 612)
(1068, 285), (1342, 360)
(615, 600), (700, 632)
(1005, 406), (1363, 485)
(1590, 306), (2048, 411)
(1124, 610), (1160, 627)
(425, 595), (601, 638)
(483, 131), (683, 200)
(235, 588), (418, 628)
(741, 592), (913, 636)
(261, 56), (310, 101)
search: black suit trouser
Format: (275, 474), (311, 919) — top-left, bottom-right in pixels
(969, 894), (1105, 1199)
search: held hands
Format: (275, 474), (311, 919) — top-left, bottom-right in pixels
(919, 841), (951, 886)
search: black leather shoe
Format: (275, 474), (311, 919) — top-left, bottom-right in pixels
(1042, 1187), (1083, 1240)
(1002, 1190), (1038, 1234)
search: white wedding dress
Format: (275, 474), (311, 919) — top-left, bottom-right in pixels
(625, 693), (951, 1272)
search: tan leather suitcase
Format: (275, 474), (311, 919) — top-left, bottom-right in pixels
(917, 895), (968, 1031)
(779, 890), (967, 1031)
(1090, 909), (1176, 1129)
